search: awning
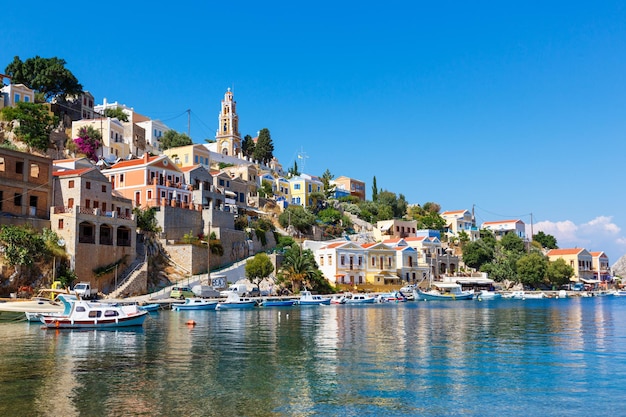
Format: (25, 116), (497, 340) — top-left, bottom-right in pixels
(581, 279), (601, 284)
(379, 223), (392, 232)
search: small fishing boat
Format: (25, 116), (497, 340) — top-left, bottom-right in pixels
(216, 292), (257, 310)
(376, 291), (407, 303)
(138, 303), (161, 312)
(39, 299), (148, 329)
(330, 294), (348, 304)
(172, 298), (218, 311)
(298, 290), (330, 306)
(414, 283), (474, 301)
(345, 293), (376, 304)
(477, 290), (502, 300)
(260, 298), (295, 307)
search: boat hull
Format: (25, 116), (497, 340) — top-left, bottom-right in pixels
(217, 301), (257, 310)
(417, 291), (474, 301)
(299, 299), (331, 305)
(172, 303), (218, 311)
(40, 311), (148, 329)
(261, 300), (295, 307)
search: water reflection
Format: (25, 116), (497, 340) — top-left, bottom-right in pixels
(2, 299), (626, 416)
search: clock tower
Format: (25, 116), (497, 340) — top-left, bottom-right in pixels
(215, 88), (241, 156)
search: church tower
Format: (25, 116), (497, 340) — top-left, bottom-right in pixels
(215, 88), (241, 156)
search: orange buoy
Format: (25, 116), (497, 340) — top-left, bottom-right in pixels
(186, 320), (196, 326)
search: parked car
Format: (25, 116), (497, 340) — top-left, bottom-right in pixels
(571, 283), (586, 291)
(170, 286), (195, 299)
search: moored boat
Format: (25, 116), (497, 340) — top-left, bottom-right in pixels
(477, 290), (502, 300)
(330, 294), (347, 304)
(298, 290), (330, 306)
(345, 293), (377, 304)
(414, 283), (474, 301)
(216, 292), (257, 310)
(39, 299), (148, 329)
(172, 298), (218, 311)
(260, 299), (295, 307)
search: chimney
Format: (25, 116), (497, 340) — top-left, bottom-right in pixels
(144, 152), (149, 163)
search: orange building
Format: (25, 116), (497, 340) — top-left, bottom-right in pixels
(103, 153), (196, 209)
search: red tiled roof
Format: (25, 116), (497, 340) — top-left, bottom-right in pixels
(322, 242), (349, 249)
(547, 248), (585, 256)
(405, 236), (427, 242)
(442, 210), (467, 215)
(483, 219), (522, 225)
(590, 251), (607, 258)
(52, 168), (92, 177)
(111, 156), (160, 169)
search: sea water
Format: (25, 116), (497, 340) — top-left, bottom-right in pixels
(0, 296), (625, 417)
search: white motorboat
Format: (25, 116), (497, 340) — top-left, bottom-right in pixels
(345, 293), (376, 304)
(414, 283), (474, 301)
(216, 292), (257, 310)
(39, 298), (148, 329)
(298, 290), (330, 305)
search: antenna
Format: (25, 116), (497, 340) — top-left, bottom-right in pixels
(297, 147), (309, 173)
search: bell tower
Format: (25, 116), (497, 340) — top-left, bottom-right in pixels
(215, 88), (241, 156)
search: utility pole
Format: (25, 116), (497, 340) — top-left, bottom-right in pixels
(187, 109), (191, 137)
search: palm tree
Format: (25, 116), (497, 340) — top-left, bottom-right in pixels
(279, 245), (319, 293)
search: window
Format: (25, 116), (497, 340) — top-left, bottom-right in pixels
(14, 93), (20, 102)
(58, 219), (64, 229)
(320, 257), (324, 266)
(68, 198), (74, 208)
(16, 162), (23, 174)
(371, 257), (376, 267)
(294, 184), (301, 190)
(93, 201), (99, 209)
(86, 181), (91, 189)
(0, 157), (4, 172)
(102, 203), (106, 212)
(30, 163), (39, 178)
(195, 155), (198, 164)
(29, 195), (37, 209)
(24, 96), (30, 103)
(328, 255), (332, 266)
(308, 184), (312, 192)
(68, 180), (75, 188)
(101, 185), (107, 193)
(85, 199), (90, 209)
(147, 190), (152, 200)
(340, 255), (345, 266)
(0, 191), (2, 210)
(14, 193), (21, 206)
(120, 174), (124, 182)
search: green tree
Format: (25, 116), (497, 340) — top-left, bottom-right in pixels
(252, 128), (274, 165)
(533, 231), (558, 249)
(317, 207), (343, 225)
(242, 134), (255, 158)
(500, 232), (526, 254)
(245, 253), (275, 287)
(278, 244), (322, 293)
(372, 176), (378, 202)
(160, 130), (193, 150)
(517, 252), (549, 289)
(259, 180), (274, 198)
(278, 205), (316, 235)
(0, 225), (46, 281)
(5, 56), (83, 101)
(287, 160), (299, 177)
(1, 102), (57, 151)
(133, 207), (161, 233)
(103, 107), (129, 122)
(546, 258), (574, 287)
(462, 240), (494, 270)
(321, 169), (335, 199)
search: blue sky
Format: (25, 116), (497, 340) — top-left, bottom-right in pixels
(3, 1), (626, 262)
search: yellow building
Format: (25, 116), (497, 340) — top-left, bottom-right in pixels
(288, 174), (322, 207)
(547, 248), (595, 283)
(163, 144), (211, 169)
